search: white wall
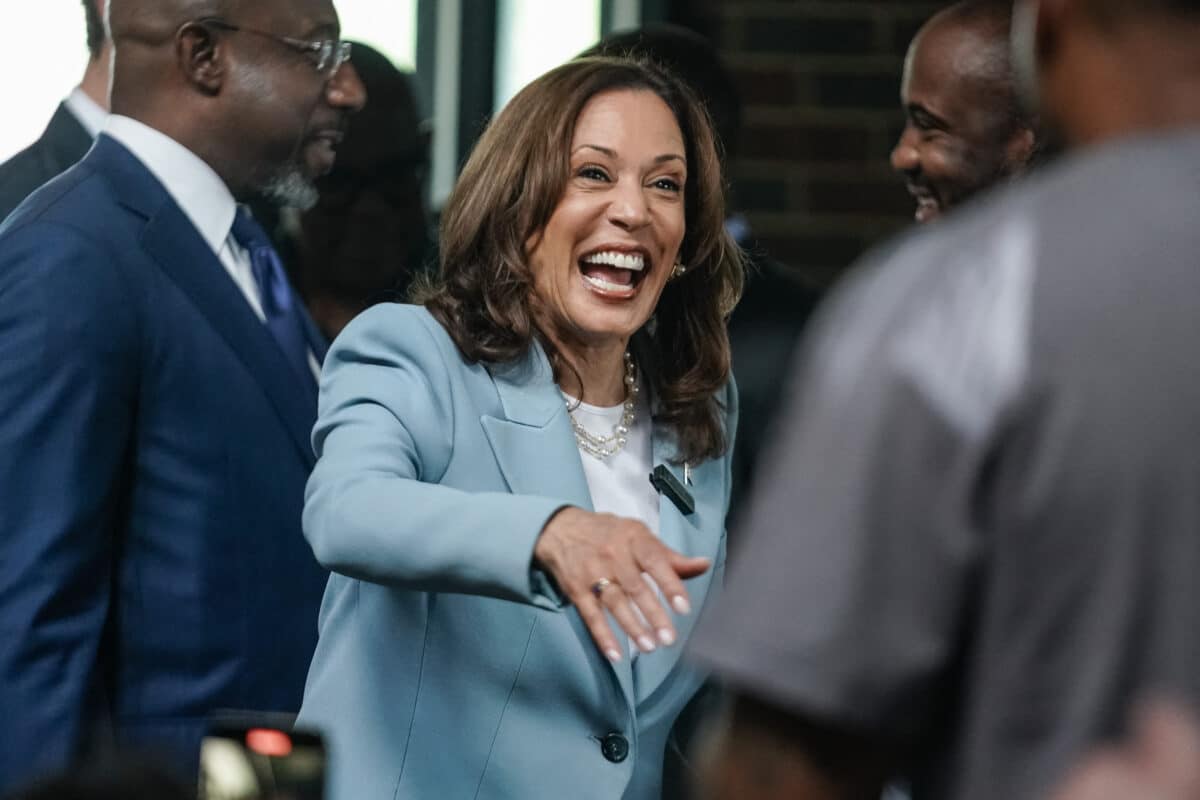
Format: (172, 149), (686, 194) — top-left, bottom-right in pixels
(0, 7), (89, 162)
(0, 1), (416, 164)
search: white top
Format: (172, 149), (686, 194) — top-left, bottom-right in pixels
(102, 115), (319, 378)
(567, 386), (658, 534)
(64, 87), (107, 138)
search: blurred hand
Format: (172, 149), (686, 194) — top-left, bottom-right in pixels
(1050, 701), (1200, 800)
(533, 506), (710, 662)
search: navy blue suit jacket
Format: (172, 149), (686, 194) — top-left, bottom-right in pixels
(0, 135), (328, 791)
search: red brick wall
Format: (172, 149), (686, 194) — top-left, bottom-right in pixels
(674, 0), (948, 287)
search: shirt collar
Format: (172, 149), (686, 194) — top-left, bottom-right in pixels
(63, 87), (108, 138)
(102, 114), (237, 256)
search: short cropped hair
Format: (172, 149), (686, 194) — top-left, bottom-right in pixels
(83, 0), (105, 59)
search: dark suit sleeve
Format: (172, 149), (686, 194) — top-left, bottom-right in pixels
(0, 222), (139, 790)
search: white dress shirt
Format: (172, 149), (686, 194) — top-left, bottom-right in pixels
(63, 87), (107, 138)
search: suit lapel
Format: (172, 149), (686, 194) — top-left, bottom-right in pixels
(91, 136), (317, 468)
(479, 343), (638, 710)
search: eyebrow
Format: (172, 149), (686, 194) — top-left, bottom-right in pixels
(296, 20), (339, 40)
(573, 144), (686, 166)
(905, 103), (950, 129)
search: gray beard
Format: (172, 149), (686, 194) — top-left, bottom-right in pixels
(262, 167), (319, 211)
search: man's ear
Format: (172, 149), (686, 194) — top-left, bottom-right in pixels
(177, 21), (224, 95)
(1007, 126), (1037, 171)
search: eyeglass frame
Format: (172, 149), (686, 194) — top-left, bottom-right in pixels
(197, 18), (352, 77)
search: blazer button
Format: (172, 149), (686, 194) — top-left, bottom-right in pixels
(600, 732), (629, 763)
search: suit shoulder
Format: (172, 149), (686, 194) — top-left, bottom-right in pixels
(335, 303), (455, 354)
(1, 164), (119, 239)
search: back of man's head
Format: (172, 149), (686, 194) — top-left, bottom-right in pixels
(1015, 0), (1200, 147)
(82, 0), (106, 59)
(1089, 0), (1200, 17)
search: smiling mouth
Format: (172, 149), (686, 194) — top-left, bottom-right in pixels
(303, 129), (346, 175)
(907, 184), (941, 223)
(578, 248), (650, 298)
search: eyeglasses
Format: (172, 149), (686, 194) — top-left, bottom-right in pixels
(200, 19), (352, 77)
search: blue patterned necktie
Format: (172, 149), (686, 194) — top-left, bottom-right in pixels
(230, 207), (316, 388)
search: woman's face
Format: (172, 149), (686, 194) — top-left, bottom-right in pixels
(527, 88), (687, 352)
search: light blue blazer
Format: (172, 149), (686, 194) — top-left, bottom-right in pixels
(297, 304), (736, 800)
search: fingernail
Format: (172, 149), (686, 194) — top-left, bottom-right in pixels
(672, 595), (691, 615)
(605, 648), (622, 663)
(657, 628), (675, 646)
(637, 635), (657, 653)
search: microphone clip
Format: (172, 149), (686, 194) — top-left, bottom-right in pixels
(649, 464), (695, 516)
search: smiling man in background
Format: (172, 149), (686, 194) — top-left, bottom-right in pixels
(0, 0), (364, 791)
(891, 0), (1041, 223)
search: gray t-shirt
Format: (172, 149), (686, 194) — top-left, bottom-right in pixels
(691, 131), (1200, 800)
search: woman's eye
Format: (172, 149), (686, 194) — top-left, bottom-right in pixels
(652, 177), (682, 193)
(577, 166), (610, 181)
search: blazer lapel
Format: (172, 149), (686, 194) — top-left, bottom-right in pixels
(633, 428), (724, 702)
(91, 136), (318, 468)
(479, 343), (638, 711)
(479, 343), (592, 510)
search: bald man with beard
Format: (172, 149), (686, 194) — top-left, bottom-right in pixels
(891, 0), (1041, 223)
(0, 0), (364, 790)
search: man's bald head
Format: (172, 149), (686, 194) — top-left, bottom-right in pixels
(103, 0), (366, 206)
(920, 0), (1031, 130)
(107, 0), (232, 46)
(891, 0), (1040, 223)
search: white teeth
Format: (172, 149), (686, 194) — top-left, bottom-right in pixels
(581, 251), (645, 271)
(582, 273), (634, 293)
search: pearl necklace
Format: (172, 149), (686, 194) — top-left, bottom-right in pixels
(567, 351), (638, 460)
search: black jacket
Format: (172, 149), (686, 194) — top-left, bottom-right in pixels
(0, 102), (92, 222)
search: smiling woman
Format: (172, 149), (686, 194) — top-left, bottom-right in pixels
(296, 56), (744, 800)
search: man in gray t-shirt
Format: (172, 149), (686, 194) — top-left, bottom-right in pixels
(690, 2), (1200, 799)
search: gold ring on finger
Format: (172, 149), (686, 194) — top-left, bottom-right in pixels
(590, 577), (615, 599)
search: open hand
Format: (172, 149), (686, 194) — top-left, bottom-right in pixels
(533, 506), (710, 662)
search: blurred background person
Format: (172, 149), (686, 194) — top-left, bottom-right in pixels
(891, 0), (1041, 224)
(585, 25), (822, 523)
(283, 41), (431, 340)
(691, 0), (1200, 798)
(297, 57), (742, 800)
(0, 0), (109, 221)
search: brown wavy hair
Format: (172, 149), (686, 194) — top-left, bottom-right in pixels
(413, 56), (743, 464)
